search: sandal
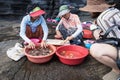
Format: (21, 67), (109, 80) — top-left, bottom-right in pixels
(103, 71), (120, 80)
(117, 77), (120, 80)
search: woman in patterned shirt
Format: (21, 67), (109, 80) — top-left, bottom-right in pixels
(55, 5), (83, 45)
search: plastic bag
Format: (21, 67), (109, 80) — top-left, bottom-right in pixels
(6, 43), (25, 61)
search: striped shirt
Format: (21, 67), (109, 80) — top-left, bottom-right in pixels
(56, 13), (83, 38)
(97, 7), (120, 38)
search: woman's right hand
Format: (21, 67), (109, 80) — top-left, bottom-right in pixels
(27, 41), (35, 49)
(93, 29), (101, 40)
(61, 36), (73, 45)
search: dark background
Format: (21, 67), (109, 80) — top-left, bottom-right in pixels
(0, 0), (87, 19)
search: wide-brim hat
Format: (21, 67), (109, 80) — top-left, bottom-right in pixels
(57, 5), (70, 17)
(79, 0), (111, 12)
(30, 7), (45, 17)
(58, 9), (70, 17)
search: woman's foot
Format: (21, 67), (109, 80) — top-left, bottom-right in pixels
(54, 34), (62, 39)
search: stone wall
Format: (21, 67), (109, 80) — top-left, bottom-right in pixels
(0, 0), (30, 15)
(0, 0), (86, 19)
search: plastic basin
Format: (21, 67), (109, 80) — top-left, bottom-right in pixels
(56, 45), (89, 65)
(85, 43), (92, 49)
(24, 38), (41, 46)
(83, 29), (93, 39)
(24, 44), (56, 64)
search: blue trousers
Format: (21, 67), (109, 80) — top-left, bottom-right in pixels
(58, 24), (84, 45)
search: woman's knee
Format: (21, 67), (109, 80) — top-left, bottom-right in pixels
(90, 43), (103, 58)
(90, 43), (117, 59)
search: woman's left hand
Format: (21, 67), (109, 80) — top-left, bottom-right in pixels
(40, 40), (48, 48)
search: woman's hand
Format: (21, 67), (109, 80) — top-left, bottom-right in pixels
(40, 40), (48, 48)
(93, 29), (101, 40)
(27, 41), (35, 49)
(66, 36), (73, 41)
(61, 36), (73, 44)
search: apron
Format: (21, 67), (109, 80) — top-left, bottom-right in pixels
(26, 25), (43, 39)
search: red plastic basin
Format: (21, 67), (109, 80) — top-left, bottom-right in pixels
(24, 44), (56, 64)
(56, 45), (89, 65)
(83, 29), (93, 39)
